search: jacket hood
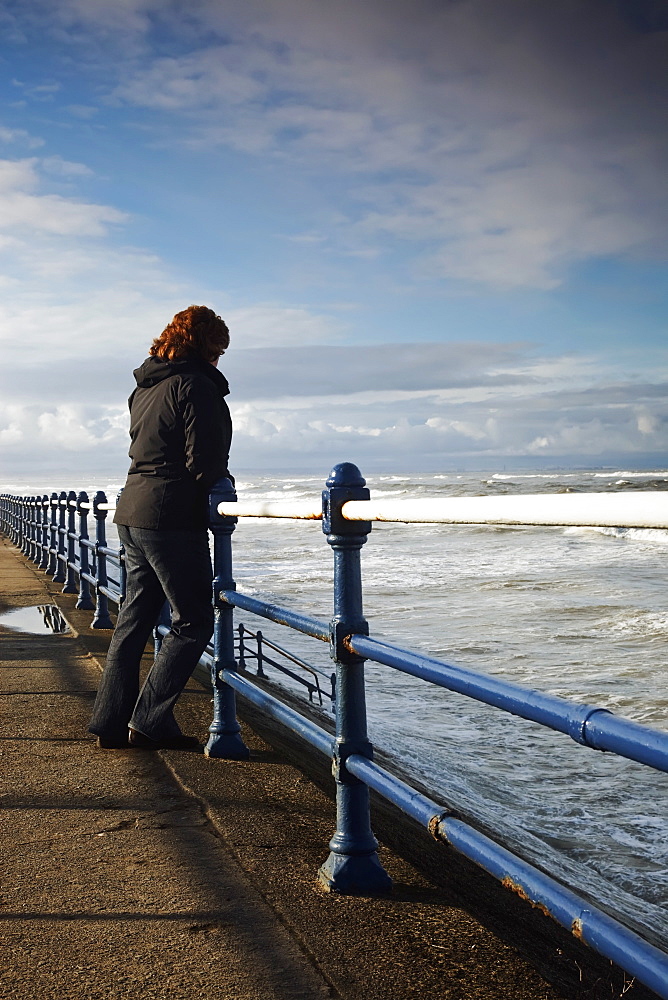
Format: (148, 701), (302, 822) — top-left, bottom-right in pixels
(133, 355), (229, 396)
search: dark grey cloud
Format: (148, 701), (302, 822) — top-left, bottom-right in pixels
(224, 343), (536, 397)
(0, 342), (536, 403)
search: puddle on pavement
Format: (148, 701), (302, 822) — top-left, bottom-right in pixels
(0, 605), (70, 635)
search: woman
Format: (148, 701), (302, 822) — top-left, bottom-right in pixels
(89, 305), (233, 750)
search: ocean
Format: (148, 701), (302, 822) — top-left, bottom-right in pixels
(3, 467), (667, 944)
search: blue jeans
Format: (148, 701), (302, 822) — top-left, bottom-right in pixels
(88, 525), (213, 741)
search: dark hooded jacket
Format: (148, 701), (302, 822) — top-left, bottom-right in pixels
(113, 354), (233, 530)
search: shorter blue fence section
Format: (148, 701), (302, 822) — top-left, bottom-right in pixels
(2, 468), (668, 999)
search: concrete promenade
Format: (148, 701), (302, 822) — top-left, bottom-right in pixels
(0, 535), (658, 1000)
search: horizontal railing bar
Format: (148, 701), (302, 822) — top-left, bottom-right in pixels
(241, 645), (333, 684)
(220, 668), (333, 756)
(98, 586), (121, 603)
(218, 501), (321, 519)
(216, 492), (668, 528)
(98, 545), (120, 558)
(221, 590), (330, 642)
(350, 634), (668, 774)
(345, 753), (444, 828)
(342, 492), (668, 528)
(344, 754), (668, 997)
(241, 626), (325, 678)
(256, 654), (319, 695)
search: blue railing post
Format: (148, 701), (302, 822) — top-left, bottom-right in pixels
(53, 491), (67, 584)
(24, 497), (32, 559)
(75, 492), (95, 610)
(62, 490), (78, 594)
(319, 462), (392, 894)
(31, 497), (40, 563)
(91, 492), (114, 629)
(38, 495), (50, 569)
(26, 497), (36, 561)
(20, 496), (31, 556)
(256, 629), (266, 677)
(16, 495), (24, 552)
(237, 623), (247, 670)
(30, 496), (38, 562)
(34, 497), (42, 564)
(46, 493), (58, 576)
(14, 495), (20, 547)
(205, 478), (250, 760)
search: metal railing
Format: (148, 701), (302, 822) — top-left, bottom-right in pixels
(0, 490), (328, 698)
(2, 468), (667, 998)
(236, 623), (335, 708)
(206, 466), (668, 999)
(0, 490), (122, 628)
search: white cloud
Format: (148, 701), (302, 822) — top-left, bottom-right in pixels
(1, 345), (666, 476)
(224, 304), (343, 349)
(0, 157), (125, 236)
(41, 155), (94, 178)
(111, 47), (263, 111)
(0, 126), (44, 148)
(36, 404), (126, 449)
(637, 411), (659, 435)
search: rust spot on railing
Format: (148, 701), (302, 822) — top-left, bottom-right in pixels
(428, 814), (443, 840)
(501, 877), (552, 919)
(572, 917), (585, 941)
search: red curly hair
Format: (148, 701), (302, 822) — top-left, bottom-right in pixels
(150, 305), (230, 362)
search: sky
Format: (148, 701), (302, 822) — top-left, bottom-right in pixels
(0, 0), (667, 481)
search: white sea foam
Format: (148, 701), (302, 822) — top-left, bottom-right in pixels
(593, 470), (668, 478)
(563, 525), (668, 545)
(490, 469), (668, 481)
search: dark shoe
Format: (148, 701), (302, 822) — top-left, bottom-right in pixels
(96, 734), (131, 750)
(128, 729), (201, 751)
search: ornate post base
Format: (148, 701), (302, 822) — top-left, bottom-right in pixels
(319, 851), (392, 895)
(204, 670), (250, 760)
(91, 609), (114, 629)
(204, 729), (250, 760)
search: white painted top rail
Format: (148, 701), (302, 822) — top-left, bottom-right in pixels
(218, 492), (668, 529)
(219, 500), (322, 519)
